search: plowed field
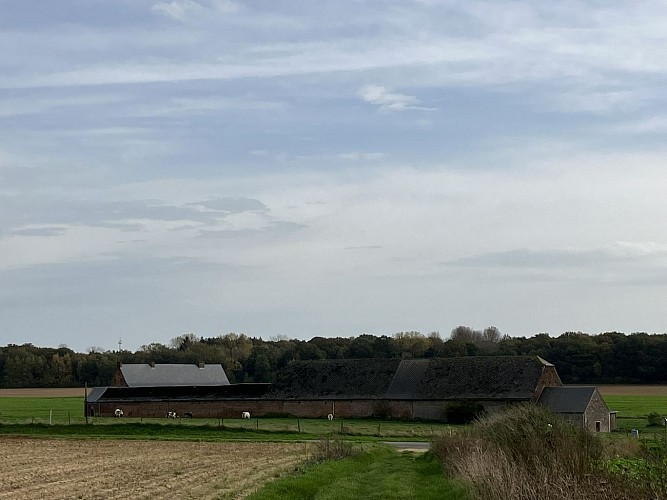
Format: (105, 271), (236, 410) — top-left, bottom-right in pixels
(0, 437), (306, 499)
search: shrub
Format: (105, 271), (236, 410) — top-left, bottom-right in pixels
(647, 412), (664, 427)
(432, 404), (639, 500)
(313, 435), (357, 462)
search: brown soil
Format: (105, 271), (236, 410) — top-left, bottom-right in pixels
(0, 388), (88, 397)
(0, 437), (307, 499)
(596, 385), (667, 396)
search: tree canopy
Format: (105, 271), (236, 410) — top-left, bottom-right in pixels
(1, 329), (666, 388)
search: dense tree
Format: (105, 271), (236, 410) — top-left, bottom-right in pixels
(2, 329), (667, 387)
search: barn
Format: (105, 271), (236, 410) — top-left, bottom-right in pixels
(87, 356), (584, 423)
(538, 386), (616, 432)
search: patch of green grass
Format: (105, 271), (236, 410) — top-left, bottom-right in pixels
(0, 422), (320, 442)
(0, 397), (83, 424)
(0, 396), (459, 438)
(604, 395), (667, 434)
(248, 447), (470, 500)
(605, 396), (667, 417)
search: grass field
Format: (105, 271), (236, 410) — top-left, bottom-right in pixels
(248, 447), (470, 500)
(0, 394), (457, 438)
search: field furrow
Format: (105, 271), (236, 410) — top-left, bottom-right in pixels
(0, 437), (306, 499)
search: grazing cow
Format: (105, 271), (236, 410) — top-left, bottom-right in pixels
(327, 413), (334, 421)
(184, 412), (193, 419)
(114, 408), (123, 418)
(242, 411), (251, 419)
(166, 411), (178, 419)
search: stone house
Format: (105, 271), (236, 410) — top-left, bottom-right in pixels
(538, 386), (616, 432)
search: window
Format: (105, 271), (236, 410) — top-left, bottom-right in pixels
(595, 421), (601, 432)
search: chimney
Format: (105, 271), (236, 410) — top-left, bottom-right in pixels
(198, 362), (205, 369)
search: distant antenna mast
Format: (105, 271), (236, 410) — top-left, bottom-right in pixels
(118, 337), (122, 352)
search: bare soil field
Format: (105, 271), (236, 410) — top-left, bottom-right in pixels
(596, 385), (667, 396)
(0, 388), (87, 397)
(0, 437), (307, 499)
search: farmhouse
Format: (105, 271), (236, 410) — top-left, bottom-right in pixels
(88, 356), (580, 422)
(538, 386), (616, 432)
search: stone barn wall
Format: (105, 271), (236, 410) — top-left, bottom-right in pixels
(89, 397), (533, 421)
(583, 390), (612, 432)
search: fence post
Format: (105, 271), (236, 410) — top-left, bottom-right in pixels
(49, 410), (52, 425)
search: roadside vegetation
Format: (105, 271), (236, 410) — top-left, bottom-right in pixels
(433, 404), (667, 500)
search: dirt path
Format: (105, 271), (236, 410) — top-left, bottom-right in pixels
(0, 437), (308, 499)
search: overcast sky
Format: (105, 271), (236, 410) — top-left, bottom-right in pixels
(2, 0), (667, 351)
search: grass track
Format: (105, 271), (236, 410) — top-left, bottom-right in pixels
(248, 447), (470, 500)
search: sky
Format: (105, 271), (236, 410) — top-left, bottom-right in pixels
(2, 0), (667, 352)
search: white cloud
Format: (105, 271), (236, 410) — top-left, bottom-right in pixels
(337, 152), (386, 161)
(357, 84), (434, 112)
(152, 0), (204, 21)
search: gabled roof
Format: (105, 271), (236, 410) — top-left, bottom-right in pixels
(119, 364), (230, 387)
(538, 386), (599, 413)
(270, 356), (553, 400)
(411, 356), (548, 400)
(270, 358), (402, 399)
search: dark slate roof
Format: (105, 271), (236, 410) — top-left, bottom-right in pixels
(87, 386), (108, 402)
(385, 359), (430, 399)
(269, 358), (402, 399)
(538, 386), (598, 413)
(87, 384), (271, 402)
(415, 356), (548, 400)
(270, 356), (552, 400)
(120, 364), (230, 387)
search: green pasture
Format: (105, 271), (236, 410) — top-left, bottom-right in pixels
(249, 447), (470, 500)
(0, 396), (457, 439)
(0, 397), (82, 424)
(603, 395), (667, 434)
(2, 393), (666, 438)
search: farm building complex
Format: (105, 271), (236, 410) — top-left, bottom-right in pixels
(86, 357), (615, 431)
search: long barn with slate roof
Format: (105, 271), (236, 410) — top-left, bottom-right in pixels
(87, 356), (600, 424)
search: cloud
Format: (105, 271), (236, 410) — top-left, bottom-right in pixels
(357, 84), (434, 112)
(152, 0), (205, 21)
(152, 0), (238, 22)
(337, 152), (386, 161)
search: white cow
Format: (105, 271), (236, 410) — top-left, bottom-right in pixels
(114, 408), (123, 418)
(166, 411), (178, 419)
(242, 411), (251, 419)
(327, 413), (334, 421)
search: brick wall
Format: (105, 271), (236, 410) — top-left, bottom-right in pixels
(89, 397), (531, 421)
(533, 365), (563, 401)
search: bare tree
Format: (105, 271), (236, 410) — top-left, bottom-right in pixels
(482, 326), (502, 343)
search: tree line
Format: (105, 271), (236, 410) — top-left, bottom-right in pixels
(1, 328), (666, 388)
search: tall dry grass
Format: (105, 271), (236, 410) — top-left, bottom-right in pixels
(432, 404), (642, 500)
